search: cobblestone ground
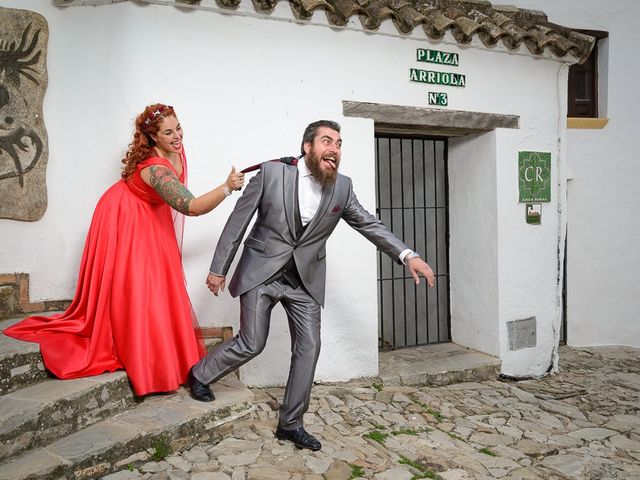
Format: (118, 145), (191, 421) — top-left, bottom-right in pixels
(105, 346), (640, 480)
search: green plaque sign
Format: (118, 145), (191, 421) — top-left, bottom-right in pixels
(417, 48), (459, 66)
(428, 92), (448, 106)
(410, 68), (466, 87)
(518, 151), (551, 202)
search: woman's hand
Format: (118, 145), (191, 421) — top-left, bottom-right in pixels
(226, 166), (245, 191)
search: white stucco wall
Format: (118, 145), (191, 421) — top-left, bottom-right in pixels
(495, 124), (564, 376)
(512, 0), (640, 348)
(1, 0), (586, 384)
(449, 132), (499, 357)
(447, 51), (568, 377)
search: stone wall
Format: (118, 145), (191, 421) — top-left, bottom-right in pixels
(0, 273), (70, 320)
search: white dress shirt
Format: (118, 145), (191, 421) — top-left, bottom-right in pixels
(297, 157), (414, 264)
(297, 157), (323, 226)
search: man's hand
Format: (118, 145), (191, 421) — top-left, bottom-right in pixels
(407, 257), (435, 288)
(206, 273), (226, 296)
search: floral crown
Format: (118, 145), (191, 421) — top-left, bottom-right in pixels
(144, 105), (172, 126)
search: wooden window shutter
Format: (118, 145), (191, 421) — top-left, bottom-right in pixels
(567, 29), (608, 118)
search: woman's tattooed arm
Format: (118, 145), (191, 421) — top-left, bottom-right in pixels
(148, 165), (195, 215)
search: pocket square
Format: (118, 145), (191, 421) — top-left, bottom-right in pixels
(331, 204), (342, 213)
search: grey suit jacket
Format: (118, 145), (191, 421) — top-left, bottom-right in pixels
(210, 160), (409, 306)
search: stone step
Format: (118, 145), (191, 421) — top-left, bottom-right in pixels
(0, 374), (254, 480)
(378, 342), (501, 386)
(1, 316), (229, 462)
(0, 316), (228, 395)
(0, 371), (134, 462)
(0, 317), (50, 394)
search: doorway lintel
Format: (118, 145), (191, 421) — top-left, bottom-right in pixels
(343, 100), (519, 137)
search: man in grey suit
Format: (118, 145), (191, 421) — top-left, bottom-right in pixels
(188, 120), (435, 451)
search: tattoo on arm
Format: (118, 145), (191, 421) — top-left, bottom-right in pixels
(148, 165), (195, 215)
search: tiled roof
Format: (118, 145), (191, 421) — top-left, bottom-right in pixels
(58, 0), (596, 63)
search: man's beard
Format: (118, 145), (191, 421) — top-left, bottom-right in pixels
(306, 150), (339, 186)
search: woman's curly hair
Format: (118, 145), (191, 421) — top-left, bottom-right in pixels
(121, 103), (176, 179)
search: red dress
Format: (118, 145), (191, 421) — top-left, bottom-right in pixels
(3, 156), (206, 396)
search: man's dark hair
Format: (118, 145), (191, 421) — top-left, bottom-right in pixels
(300, 120), (341, 155)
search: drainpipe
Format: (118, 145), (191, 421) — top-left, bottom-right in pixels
(549, 59), (573, 373)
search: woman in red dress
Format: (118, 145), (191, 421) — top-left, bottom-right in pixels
(3, 104), (244, 396)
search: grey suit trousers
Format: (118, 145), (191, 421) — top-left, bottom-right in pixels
(192, 279), (321, 430)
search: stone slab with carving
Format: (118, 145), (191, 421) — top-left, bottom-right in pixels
(0, 7), (48, 221)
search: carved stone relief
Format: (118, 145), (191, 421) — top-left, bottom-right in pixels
(0, 7), (48, 221)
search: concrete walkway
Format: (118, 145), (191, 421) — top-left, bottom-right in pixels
(103, 344), (640, 480)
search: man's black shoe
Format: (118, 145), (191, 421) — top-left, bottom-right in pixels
(275, 426), (322, 451)
(187, 367), (215, 402)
